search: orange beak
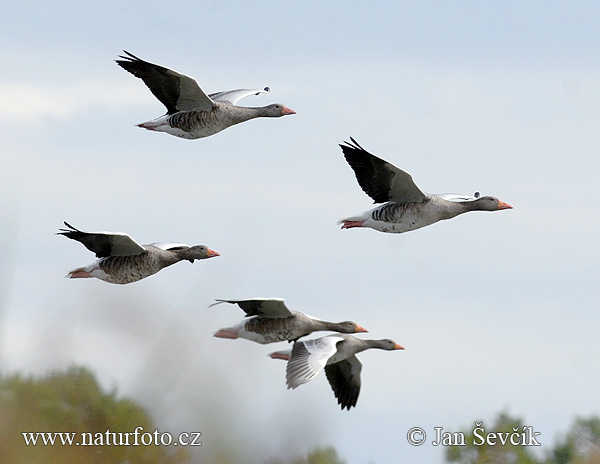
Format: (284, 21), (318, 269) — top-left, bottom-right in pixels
(355, 325), (369, 333)
(497, 200), (513, 210)
(206, 248), (220, 258)
(394, 343), (405, 350)
(281, 106), (296, 115)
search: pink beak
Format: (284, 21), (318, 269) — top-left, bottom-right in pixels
(281, 106), (296, 115)
(206, 248), (220, 258)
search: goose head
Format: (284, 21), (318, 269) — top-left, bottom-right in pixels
(469, 196), (513, 211)
(260, 103), (296, 117)
(371, 339), (405, 351)
(335, 321), (369, 334)
(181, 245), (220, 263)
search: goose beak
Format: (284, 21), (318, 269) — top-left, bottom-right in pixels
(497, 200), (513, 210)
(394, 343), (405, 350)
(355, 325), (369, 333)
(281, 106), (296, 115)
(206, 248), (220, 258)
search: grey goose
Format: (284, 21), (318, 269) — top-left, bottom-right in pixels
(211, 297), (367, 344)
(58, 222), (219, 284)
(116, 51), (296, 139)
(339, 138), (512, 233)
(270, 334), (404, 410)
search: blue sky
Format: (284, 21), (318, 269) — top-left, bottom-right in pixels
(1, 2), (600, 463)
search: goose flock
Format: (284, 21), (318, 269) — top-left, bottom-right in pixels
(59, 51), (512, 409)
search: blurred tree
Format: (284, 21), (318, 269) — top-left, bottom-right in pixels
(445, 411), (600, 464)
(445, 411), (540, 464)
(544, 416), (600, 464)
(293, 446), (346, 464)
(268, 446), (345, 464)
(0, 366), (190, 464)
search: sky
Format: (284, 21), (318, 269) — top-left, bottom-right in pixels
(1, 1), (600, 463)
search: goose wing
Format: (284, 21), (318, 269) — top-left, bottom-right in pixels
(436, 192), (480, 202)
(208, 87), (270, 105)
(57, 222), (146, 258)
(147, 242), (191, 251)
(116, 50), (214, 114)
(286, 336), (344, 389)
(324, 355), (362, 410)
(340, 137), (427, 204)
(210, 297), (293, 318)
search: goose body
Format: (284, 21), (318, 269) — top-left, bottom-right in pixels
(116, 51), (296, 139)
(212, 297), (367, 344)
(58, 222), (219, 285)
(339, 138), (512, 234)
(273, 334), (404, 410)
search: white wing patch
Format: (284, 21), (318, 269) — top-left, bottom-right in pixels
(148, 242), (190, 251)
(435, 192), (481, 202)
(208, 87), (270, 105)
(286, 336), (344, 389)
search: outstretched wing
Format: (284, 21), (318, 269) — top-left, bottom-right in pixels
(208, 87), (270, 105)
(286, 336), (343, 389)
(210, 297), (293, 318)
(57, 222), (146, 258)
(340, 137), (427, 204)
(116, 50), (214, 114)
(148, 242), (190, 251)
(324, 356), (362, 410)
(435, 192), (480, 202)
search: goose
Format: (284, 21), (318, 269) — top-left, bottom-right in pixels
(338, 138), (513, 234)
(211, 297), (367, 344)
(57, 222), (219, 284)
(116, 51), (296, 139)
(270, 334), (404, 410)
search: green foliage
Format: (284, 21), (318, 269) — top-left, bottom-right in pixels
(2, 366), (598, 464)
(445, 411), (600, 464)
(545, 416), (600, 464)
(446, 411), (539, 464)
(268, 446), (346, 464)
(0, 366), (190, 464)
(294, 446), (346, 464)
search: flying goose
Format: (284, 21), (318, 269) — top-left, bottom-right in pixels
(270, 334), (404, 410)
(211, 297), (367, 344)
(339, 138), (512, 233)
(58, 222), (219, 284)
(116, 51), (296, 139)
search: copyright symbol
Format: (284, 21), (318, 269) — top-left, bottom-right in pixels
(407, 427), (426, 446)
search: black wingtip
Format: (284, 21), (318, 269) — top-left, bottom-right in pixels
(340, 137), (364, 152)
(57, 221), (78, 236)
(116, 50), (143, 66)
(120, 50), (139, 60)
